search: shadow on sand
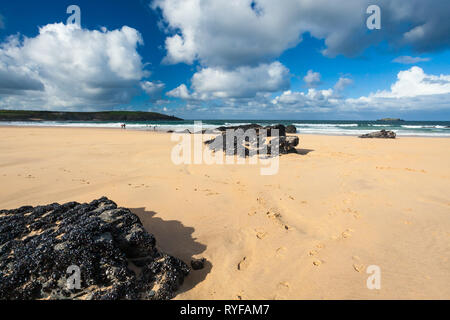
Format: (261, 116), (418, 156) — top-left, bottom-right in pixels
(295, 148), (314, 155)
(130, 208), (211, 296)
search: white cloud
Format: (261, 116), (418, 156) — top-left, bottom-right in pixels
(393, 56), (431, 64)
(140, 81), (165, 101)
(271, 88), (336, 112)
(270, 67), (450, 114)
(153, 0), (450, 68)
(167, 84), (191, 99)
(340, 67), (450, 112)
(334, 77), (353, 91)
(169, 62), (290, 101)
(371, 67), (450, 98)
(304, 70), (321, 88)
(0, 23), (148, 110)
(153, 0), (450, 116)
(191, 62), (290, 99)
(174, 67), (450, 115)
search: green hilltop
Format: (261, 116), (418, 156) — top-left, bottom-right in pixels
(0, 110), (182, 121)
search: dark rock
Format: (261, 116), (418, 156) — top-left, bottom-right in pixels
(190, 258), (206, 270)
(377, 118), (404, 122)
(263, 124), (286, 137)
(193, 129), (216, 134)
(359, 130), (396, 139)
(216, 123), (288, 137)
(269, 136), (299, 155)
(204, 128), (299, 157)
(216, 124), (262, 132)
(0, 197), (190, 300)
(286, 125), (297, 134)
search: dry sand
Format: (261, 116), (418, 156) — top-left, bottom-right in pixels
(0, 127), (449, 299)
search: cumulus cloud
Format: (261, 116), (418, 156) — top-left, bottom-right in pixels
(0, 23), (148, 110)
(153, 0), (450, 67)
(269, 67), (450, 114)
(169, 62), (290, 101)
(339, 67), (450, 112)
(191, 62), (289, 99)
(272, 88), (336, 112)
(393, 56), (431, 64)
(140, 81), (165, 101)
(334, 77), (353, 92)
(304, 70), (321, 88)
(371, 67), (450, 98)
(167, 84), (191, 99)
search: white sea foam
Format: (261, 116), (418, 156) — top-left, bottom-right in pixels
(293, 123), (358, 127)
(1, 121), (449, 137)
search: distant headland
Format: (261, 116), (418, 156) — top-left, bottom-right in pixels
(0, 110), (182, 121)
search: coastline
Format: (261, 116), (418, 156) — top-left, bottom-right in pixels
(1, 123), (449, 138)
(1, 126), (449, 299)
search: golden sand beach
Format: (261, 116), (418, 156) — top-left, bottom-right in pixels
(0, 127), (449, 299)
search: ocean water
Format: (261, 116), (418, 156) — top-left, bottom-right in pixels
(1, 120), (450, 137)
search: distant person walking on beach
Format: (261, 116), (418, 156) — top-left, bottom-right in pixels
(121, 124), (126, 129)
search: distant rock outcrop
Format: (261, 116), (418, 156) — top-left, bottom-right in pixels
(0, 197), (189, 300)
(359, 130), (396, 139)
(377, 118), (404, 122)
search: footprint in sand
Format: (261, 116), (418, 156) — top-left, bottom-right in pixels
(351, 256), (365, 272)
(344, 208), (361, 219)
(256, 196), (267, 206)
(255, 229), (268, 240)
(266, 210), (291, 231)
(277, 281), (290, 290)
(275, 247), (287, 257)
(353, 264), (365, 272)
(341, 228), (354, 239)
(237, 257), (249, 271)
(202, 189), (220, 196)
(312, 260), (322, 267)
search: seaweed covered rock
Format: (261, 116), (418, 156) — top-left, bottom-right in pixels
(216, 124), (287, 137)
(0, 197), (189, 300)
(204, 128), (299, 157)
(359, 130), (396, 139)
(269, 136), (300, 155)
(286, 125), (297, 134)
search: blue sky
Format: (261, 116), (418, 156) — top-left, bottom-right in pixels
(0, 0), (449, 120)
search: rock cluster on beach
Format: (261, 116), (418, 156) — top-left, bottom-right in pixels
(359, 129), (396, 139)
(286, 125), (297, 134)
(0, 197), (189, 300)
(205, 124), (299, 156)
